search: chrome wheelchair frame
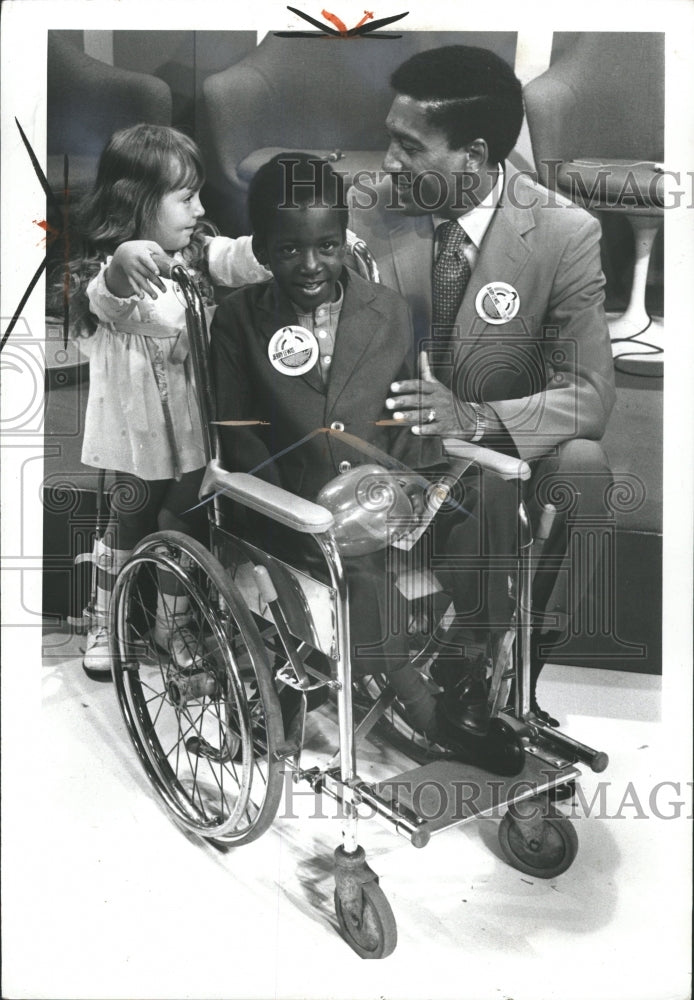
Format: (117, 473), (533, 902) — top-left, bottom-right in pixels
(109, 254), (609, 959)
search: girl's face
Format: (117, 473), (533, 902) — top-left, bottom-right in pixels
(146, 187), (204, 252)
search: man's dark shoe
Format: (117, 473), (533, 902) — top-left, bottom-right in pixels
(509, 630), (561, 728)
(530, 630), (562, 727)
(530, 698), (560, 729)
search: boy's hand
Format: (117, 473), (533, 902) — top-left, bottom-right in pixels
(385, 351), (478, 438)
(105, 241), (169, 299)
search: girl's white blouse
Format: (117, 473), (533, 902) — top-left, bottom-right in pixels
(80, 238), (269, 480)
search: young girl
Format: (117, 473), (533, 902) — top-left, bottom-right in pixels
(67, 124), (268, 678)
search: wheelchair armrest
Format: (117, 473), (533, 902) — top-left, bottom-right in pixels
(443, 439), (531, 481)
(199, 459), (335, 534)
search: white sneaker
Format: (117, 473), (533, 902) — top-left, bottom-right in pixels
(152, 617), (202, 671)
(83, 625), (113, 679)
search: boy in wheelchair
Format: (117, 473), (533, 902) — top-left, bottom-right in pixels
(209, 153), (517, 760)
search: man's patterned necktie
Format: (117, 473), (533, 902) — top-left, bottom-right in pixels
(432, 220), (472, 331)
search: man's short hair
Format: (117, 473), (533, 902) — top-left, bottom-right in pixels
(390, 45), (524, 164)
(249, 153), (348, 244)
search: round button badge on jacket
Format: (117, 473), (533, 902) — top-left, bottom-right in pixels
(268, 325), (319, 375)
(475, 282), (521, 324)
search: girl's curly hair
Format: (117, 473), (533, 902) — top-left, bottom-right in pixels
(49, 124), (217, 336)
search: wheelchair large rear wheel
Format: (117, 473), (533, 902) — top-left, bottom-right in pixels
(110, 531), (284, 846)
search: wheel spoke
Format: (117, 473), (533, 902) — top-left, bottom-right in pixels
(147, 689), (169, 729)
(168, 702), (207, 756)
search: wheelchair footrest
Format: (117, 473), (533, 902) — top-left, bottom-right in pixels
(376, 755), (579, 839)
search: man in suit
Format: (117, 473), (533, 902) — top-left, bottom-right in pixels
(349, 45), (616, 724)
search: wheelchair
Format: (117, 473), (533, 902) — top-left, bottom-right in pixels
(108, 244), (609, 960)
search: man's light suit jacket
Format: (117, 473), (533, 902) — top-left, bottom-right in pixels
(349, 169), (616, 460)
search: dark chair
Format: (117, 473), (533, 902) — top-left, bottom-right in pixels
(523, 32), (664, 354)
(525, 33), (664, 674)
(201, 32), (518, 235)
(47, 32), (172, 199)
(45, 33), (173, 367)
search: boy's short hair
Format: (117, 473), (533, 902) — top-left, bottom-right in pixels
(391, 45), (524, 164)
(249, 153), (349, 244)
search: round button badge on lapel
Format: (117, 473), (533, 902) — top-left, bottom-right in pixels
(268, 326), (319, 375)
(475, 282), (521, 324)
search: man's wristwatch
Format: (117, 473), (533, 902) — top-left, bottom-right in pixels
(469, 403), (486, 443)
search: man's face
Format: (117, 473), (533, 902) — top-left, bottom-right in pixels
(383, 95), (473, 217)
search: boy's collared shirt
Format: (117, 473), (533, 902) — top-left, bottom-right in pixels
(295, 281), (345, 384)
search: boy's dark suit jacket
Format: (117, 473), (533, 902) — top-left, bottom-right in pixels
(209, 269), (445, 674)
(210, 268), (443, 500)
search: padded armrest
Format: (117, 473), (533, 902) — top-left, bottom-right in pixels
(443, 439), (531, 481)
(200, 459), (335, 534)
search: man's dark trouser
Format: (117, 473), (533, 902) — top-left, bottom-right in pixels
(430, 439), (613, 658)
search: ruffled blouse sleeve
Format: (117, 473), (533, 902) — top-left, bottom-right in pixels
(86, 258), (141, 323)
(207, 235), (271, 287)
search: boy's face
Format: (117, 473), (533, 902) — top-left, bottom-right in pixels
(256, 205), (346, 313)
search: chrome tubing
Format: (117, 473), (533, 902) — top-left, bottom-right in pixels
(315, 530), (359, 854)
(345, 229), (380, 283)
(170, 264), (220, 468)
(516, 500), (533, 720)
(531, 720), (609, 773)
(321, 772), (430, 849)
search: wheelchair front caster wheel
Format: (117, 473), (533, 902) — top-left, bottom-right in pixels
(498, 806), (578, 879)
(334, 881), (397, 959)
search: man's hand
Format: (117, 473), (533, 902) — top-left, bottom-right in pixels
(105, 241), (169, 300)
(385, 352), (477, 437)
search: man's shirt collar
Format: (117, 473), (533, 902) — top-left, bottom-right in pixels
(434, 166), (504, 248)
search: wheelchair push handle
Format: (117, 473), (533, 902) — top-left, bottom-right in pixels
(253, 564), (278, 604)
(537, 503), (557, 542)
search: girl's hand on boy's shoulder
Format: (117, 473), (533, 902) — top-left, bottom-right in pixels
(105, 240), (168, 300)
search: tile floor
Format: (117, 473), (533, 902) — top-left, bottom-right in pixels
(2, 628), (691, 1000)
